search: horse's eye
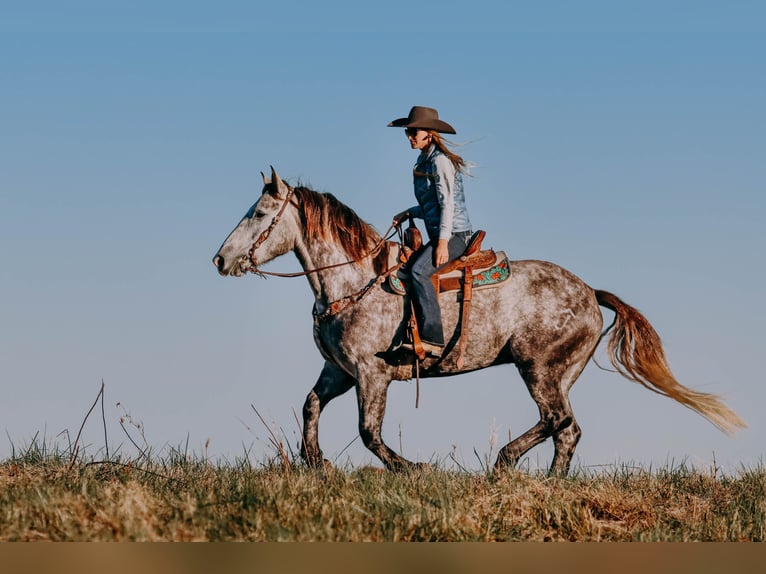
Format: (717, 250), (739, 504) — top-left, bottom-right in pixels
(254, 210), (267, 219)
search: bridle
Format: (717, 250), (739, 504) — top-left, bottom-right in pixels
(245, 184), (402, 291)
(245, 183), (299, 277)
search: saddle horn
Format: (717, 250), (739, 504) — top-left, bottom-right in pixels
(403, 216), (422, 251)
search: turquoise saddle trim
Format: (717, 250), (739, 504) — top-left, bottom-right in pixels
(389, 257), (511, 295)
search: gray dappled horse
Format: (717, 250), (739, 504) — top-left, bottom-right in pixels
(213, 168), (745, 475)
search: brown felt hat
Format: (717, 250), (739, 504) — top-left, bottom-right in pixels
(387, 106), (456, 134)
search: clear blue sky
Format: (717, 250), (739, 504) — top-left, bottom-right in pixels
(1, 1), (763, 472)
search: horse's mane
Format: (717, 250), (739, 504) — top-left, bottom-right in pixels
(293, 186), (388, 274)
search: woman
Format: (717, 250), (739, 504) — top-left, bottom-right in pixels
(388, 106), (473, 356)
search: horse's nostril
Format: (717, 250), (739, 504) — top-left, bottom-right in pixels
(213, 255), (224, 271)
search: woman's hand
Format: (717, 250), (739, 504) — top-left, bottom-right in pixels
(434, 239), (449, 267)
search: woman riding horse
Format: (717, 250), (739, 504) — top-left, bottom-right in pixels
(390, 106), (474, 357)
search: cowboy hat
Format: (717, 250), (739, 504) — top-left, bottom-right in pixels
(387, 106), (456, 134)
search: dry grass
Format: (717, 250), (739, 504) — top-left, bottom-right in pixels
(0, 440), (763, 541)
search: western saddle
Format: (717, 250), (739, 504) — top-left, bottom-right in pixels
(399, 219), (494, 368)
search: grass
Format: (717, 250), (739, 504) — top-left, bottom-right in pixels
(1, 385), (761, 542)
(0, 437), (763, 541)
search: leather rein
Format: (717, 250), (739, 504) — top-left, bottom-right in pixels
(245, 184), (402, 319)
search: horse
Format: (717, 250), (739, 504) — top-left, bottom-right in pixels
(212, 167), (745, 475)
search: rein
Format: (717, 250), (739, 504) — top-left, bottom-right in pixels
(245, 185), (403, 318)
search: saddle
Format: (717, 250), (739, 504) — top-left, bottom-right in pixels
(430, 231), (498, 293)
(388, 227), (511, 367)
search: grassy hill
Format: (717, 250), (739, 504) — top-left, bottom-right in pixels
(0, 441), (762, 541)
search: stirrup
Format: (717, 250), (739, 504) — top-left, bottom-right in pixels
(399, 341), (442, 358)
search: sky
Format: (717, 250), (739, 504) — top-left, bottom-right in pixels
(1, 1), (764, 473)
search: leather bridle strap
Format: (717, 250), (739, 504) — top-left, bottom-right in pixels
(312, 261), (403, 322)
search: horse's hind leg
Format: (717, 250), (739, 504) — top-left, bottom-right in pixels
(548, 345), (595, 475)
(550, 409), (581, 475)
(495, 337), (594, 476)
(301, 361), (355, 468)
(493, 376), (570, 472)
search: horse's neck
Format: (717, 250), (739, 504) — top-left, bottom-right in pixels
(293, 235), (376, 309)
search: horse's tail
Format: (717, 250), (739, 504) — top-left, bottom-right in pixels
(595, 289), (746, 434)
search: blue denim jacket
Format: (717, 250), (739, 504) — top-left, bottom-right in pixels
(408, 144), (472, 242)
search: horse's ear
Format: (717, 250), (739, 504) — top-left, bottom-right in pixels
(261, 171), (271, 185)
(270, 166), (288, 198)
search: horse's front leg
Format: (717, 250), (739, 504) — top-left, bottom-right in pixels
(356, 372), (415, 471)
(301, 361), (355, 468)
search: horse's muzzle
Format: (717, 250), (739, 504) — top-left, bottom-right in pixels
(213, 254), (225, 275)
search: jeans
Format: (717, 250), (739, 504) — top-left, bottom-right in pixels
(407, 233), (471, 346)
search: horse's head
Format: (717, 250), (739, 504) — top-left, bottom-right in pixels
(213, 167), (298, 277)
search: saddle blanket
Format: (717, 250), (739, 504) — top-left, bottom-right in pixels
(388, 251), (511, 296)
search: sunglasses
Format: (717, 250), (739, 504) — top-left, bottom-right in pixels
(404, 128), (422, 137)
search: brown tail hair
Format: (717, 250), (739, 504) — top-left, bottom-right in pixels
(595, 290), (746, 434)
